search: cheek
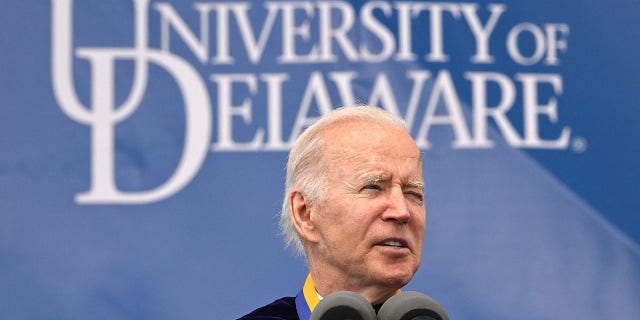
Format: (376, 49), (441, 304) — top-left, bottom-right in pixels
(317, 198), (383, 235)
(352, 207), (386, 235)
(315, 202), (361, 237)
(411, 213), (426, 238)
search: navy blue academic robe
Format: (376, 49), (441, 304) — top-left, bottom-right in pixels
(238, 297), (299, 320)
(237, 296), (384, 320)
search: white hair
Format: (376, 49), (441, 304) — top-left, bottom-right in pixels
(280, 106), (408, 255)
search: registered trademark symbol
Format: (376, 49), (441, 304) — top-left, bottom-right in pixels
(571, 136), (588, 153)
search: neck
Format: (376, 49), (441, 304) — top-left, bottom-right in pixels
(308, 265), (399, 305)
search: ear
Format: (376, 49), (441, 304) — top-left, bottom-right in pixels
(289, 189), (319, 244)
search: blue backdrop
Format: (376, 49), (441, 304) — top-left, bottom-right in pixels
(1, 1), (639, 319)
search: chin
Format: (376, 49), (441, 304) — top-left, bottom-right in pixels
(378, 266), (416, 288)
(367, 256), (420, 288)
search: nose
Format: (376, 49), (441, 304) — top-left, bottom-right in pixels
(381, 187), (411, 224)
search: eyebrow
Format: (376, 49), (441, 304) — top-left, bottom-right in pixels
(363, 175), (388, 184)
(361, 175), (424, 190)
(405, 181), (425, 190)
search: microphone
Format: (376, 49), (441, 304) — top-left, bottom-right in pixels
(310, 291), (377, 320)
(377, 291), (449, 320)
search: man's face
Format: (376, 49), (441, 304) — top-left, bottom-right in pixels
(308, 120), (426, 292)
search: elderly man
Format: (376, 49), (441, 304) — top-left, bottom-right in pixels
(240, 106), (426, 320)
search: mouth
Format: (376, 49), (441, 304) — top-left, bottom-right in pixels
(378, 239), (409, 249)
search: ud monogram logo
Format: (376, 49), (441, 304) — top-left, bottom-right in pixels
(51, 0), (576, 204)
(51, 0), (212, 204)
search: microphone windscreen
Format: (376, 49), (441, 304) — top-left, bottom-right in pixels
(377, 291), (449, 320)
(310, 291), (377, 320)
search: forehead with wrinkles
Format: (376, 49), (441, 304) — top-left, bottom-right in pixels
(319, 119), (421, 164)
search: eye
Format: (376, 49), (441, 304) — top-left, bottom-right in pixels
(405, 191), (424, 204)
(363, 184), (381, 191)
